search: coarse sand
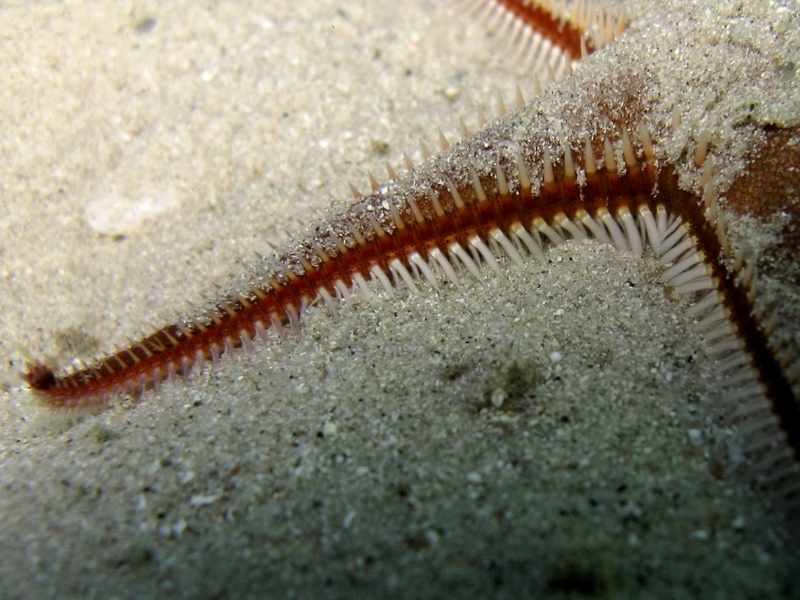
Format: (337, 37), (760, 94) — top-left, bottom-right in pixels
(1, 1), (798, 598)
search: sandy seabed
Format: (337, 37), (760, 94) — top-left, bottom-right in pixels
(1, 1), (798, 598)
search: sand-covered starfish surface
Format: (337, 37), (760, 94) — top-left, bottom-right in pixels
(1, 0), (799, 597)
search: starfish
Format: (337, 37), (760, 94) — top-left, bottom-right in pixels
(18, 0), (800, 505)
(2, 0), (799, 595)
